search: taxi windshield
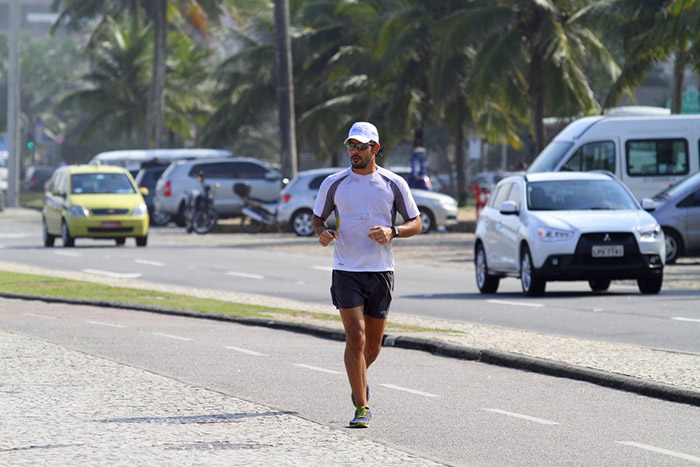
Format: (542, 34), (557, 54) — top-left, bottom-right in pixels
(71, 173), (135, 194)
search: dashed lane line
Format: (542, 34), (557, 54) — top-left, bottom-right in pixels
(226, 271), (265, 280)
(672, 317), (700, 323)
(223, 346), (268, 357)
(85, 320), (126, 329)
(82, 269), (143, 279)
(482, 408), (559, 425)
(134, 259), (166, 267)
(486, 299), (544, 308)
(310, 265), (333, 272)
(293, 363), (344, 375)
(616, 441), (700, 463)
(24, 313), (57, 320)
(151, 332), (194, 342)
(379, 384), (440, 398)
(54, 250), (81, 257)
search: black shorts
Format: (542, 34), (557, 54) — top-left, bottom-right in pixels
(331, 270), (394, 319)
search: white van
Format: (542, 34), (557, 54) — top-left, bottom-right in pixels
(90, 148), (232, 174)
(528, 114), (700, 199)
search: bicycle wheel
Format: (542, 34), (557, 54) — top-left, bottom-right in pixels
(192, 207), (219, 234)
(241, 215), (265, 233)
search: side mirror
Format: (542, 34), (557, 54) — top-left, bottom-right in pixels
(140, 187), (150, 196)
(499, 200), (518, 215)
(641, 198), (656, 211)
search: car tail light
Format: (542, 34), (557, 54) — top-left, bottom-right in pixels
(282, 194), (291, 203)
(164, 181), (172, 197)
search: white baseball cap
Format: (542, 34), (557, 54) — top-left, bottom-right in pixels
(344, 122), (379, 145)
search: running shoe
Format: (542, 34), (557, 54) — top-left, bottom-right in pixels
(349, 405), (371, 428)
(351, 384), (370, 407)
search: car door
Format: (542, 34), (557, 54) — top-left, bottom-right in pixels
(680, 187), (700, 252)
(43, 169), (67, 233)
(484, 183), (513, 270)
(235, 161), (281, 203)
(498, 181), (523, 272)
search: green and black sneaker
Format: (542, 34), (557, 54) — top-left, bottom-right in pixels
(349, 405), (371, 428)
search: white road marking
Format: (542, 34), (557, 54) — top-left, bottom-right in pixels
(85, 320), (126, 329)
(487, 299), (544, 308)
(24, 313), (56, 320)
(55, 250), (81, 257)
(311, 265), (333, 272)
(151, 332), (194, 342)
(482, 408), (559, 425)
(223, 346), (268, 356)
(134, 259), (166, 267)
(616, 441), (700, 463)
(82, 269), (143, 279)
(226, 271), (265, 280)
(380, 384), (440, 398)
(0, 233), (27, 239)
(293, 363), (344, 375)
(672, 317), (700, 323)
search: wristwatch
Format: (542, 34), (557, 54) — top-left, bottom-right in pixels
(392, 226), (400, 238)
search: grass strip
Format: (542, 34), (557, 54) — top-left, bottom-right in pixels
(0, 270), (458, 334)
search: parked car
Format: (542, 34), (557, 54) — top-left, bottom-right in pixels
(0, 151), (7, 191)
(42, 164), (149, 247)
(154, 157), (283, 227)
(276, 167), (459, 236)
(21, 165), (56, 192)
(134, 163), (171, 226)
(474, 172), (665, 296)
(650, 171), (700, 264)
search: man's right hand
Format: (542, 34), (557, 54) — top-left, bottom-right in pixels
(319, 229), (336, 247)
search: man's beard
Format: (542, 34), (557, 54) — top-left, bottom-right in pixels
(351, 155), (370, 169)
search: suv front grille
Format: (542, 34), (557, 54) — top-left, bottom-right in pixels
(573, 232), (641, 266)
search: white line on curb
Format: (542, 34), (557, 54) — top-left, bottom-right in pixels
(487, 299), (544, 308)
(380, 384), (440, 398)
(24, 313), (56, 320)
(482, 408), (559, 425)
(223, 346), (268, 356)
(226, 271), (265, 280)
(85, 320), (126, 329)
(82, 269), (143, 279)
(293, 363), (343, 375)
(616, 441), (700, 463)
(672, 317), (700, 323)
(134, 259), (166, 267)
(152, 332), (194, 342)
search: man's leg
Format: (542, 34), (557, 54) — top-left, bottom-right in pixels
(364, 315), (387, 369)
(339, 306), (369, 407)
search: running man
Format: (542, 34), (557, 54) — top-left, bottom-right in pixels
(311, 122), (422, 428)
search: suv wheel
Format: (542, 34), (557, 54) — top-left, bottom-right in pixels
(588, 279), (611, 292)
(520, 246), (545, 296)
(291, 209), (314, 237)
(638, 274), (662, 294)
(475, 243), (499, 294)
(663, 228), (682, 264)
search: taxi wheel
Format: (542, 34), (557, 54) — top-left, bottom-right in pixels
(43, 220), (55, 247)
(136, 235), (148, 247)
(61, 221), (75, 248)
(115, 238), (126, 246)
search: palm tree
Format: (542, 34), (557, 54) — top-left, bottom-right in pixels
(441, 0), (618, 159)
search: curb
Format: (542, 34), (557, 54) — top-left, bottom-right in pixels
(3, 291), (699, 407)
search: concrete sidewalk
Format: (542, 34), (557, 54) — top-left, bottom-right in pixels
(0, 329), (446, 466)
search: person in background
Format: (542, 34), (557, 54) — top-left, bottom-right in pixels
(409, 130), (431, 190)
(311, 121), (422, 428)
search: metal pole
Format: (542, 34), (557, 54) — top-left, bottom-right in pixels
(274, 0), (298, 181)
(6, 0), (22, 208)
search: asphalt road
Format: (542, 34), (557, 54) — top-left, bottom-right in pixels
(1, 209), (699, 354)
(1, 297), (698, 467)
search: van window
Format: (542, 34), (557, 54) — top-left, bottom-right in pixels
(626, 139), (688, 176)
(191, 162), (233, 179)
(527, 141), (573, 172)
(562, 141), (615, 173)
(234, 162), (268, 179)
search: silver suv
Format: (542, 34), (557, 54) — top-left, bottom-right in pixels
(154, 157), (282, 226)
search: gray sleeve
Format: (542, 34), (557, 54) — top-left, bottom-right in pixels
(313, 176), (346, 220)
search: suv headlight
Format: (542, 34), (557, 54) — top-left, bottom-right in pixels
(637, 225), (661, 242)
(537, 227), (573, 242)
(132, 204), (147, 216)
(69, 205), (89, 217)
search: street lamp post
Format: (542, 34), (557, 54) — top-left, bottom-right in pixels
(274, 0), (298, 181)
(6, 0), (22, 208)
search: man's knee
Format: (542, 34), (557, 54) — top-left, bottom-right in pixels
(345, 326), (366, 353)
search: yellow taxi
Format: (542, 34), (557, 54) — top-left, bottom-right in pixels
(42, 164), (149, 247)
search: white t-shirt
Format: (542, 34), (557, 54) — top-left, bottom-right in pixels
(313, 166), (420, 272)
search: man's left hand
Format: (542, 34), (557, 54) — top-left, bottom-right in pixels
(368, 226), (391, 245)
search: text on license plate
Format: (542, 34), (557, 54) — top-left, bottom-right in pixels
(101, 221), (122, 229)
(591, 245), (624, 257)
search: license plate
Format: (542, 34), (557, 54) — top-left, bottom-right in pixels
(592, 245), (624, 257)
(101, 221), (122, 229)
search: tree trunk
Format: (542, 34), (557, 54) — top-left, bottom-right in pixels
(455, 124), (467, 206)
(530, 52), (545, 159)
(274, 0), (298, 180)
(153, 0), (167, 148)
(671, 47), (687, 114)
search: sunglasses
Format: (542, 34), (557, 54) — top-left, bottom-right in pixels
(345, 142), (373, 151)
